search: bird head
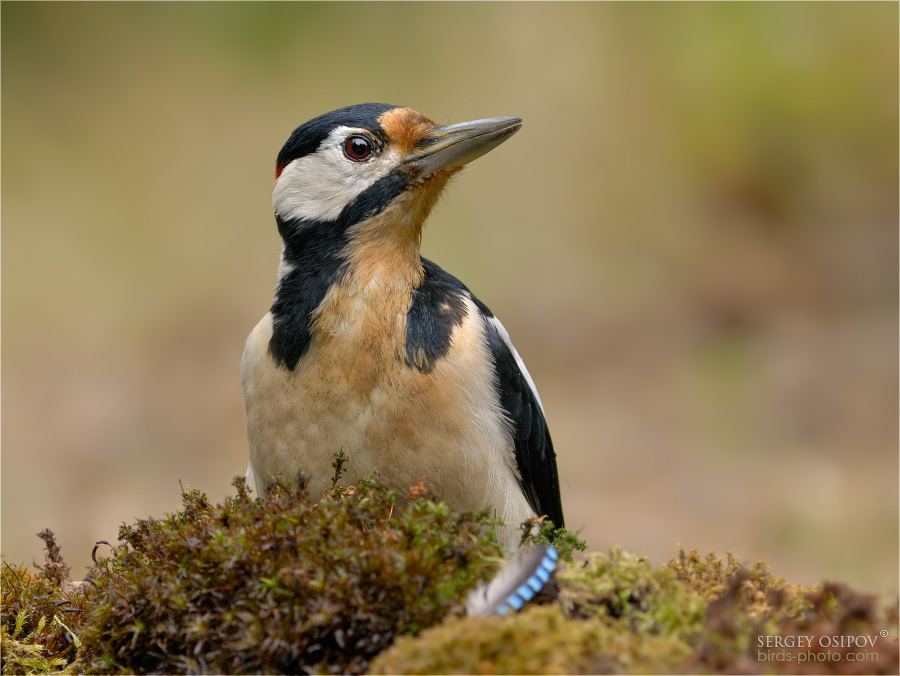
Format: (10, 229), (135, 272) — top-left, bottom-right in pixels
(271, 104), (521, 261)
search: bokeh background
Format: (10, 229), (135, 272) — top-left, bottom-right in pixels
(2, 3), (897, 594)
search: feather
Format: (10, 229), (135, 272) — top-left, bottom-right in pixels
(466, 546), (559, 616)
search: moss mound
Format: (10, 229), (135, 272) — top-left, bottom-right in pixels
(374, 548), (898, 675)
(370, 605), (690, 674)
(2, 470), (897, 675)
(80, 472), (506, 674)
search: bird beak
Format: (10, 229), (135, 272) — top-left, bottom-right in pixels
(403, 117), (522, 176)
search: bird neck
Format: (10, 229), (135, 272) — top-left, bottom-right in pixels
(312, 197), (428, 356)
(269, 184), (446, 370)
(338, 175), (451, 290)
(341, 195), (427, 291)
(275, 202), (427, 292)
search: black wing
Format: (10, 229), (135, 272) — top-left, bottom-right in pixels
(478, 304), (565, 529)
(412, 258), (565, 528)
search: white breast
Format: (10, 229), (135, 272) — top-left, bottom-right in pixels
(240, 297), (534, 547)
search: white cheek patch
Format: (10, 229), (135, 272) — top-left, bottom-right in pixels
(272, 126), (401, 223)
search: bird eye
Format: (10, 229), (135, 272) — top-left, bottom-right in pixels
(343, 136), (372, 162)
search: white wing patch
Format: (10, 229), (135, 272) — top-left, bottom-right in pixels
(272, 126), (401, 223)
(486, 315), (545, 413)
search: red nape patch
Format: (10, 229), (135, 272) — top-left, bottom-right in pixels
(275, 163), (286, 180)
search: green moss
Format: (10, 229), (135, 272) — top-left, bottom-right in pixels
(667, 547), (812, 619)
(518, 514), (587, 562)
(372, 547), (898, 675)
(371, 547), (711, 674)
(667, 548), (900, 674)
(558, 547), (707, 637)
(371, 605), (689, 675)
(76, 473), (502, 674)
(2, 478), (897, 675)
(1, 533), (89, 675)
(1, 612), (71, 674)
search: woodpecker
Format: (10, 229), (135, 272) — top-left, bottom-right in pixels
(241, 104), (564, 546)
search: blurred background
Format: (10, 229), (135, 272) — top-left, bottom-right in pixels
(2, 3), (897, 594)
